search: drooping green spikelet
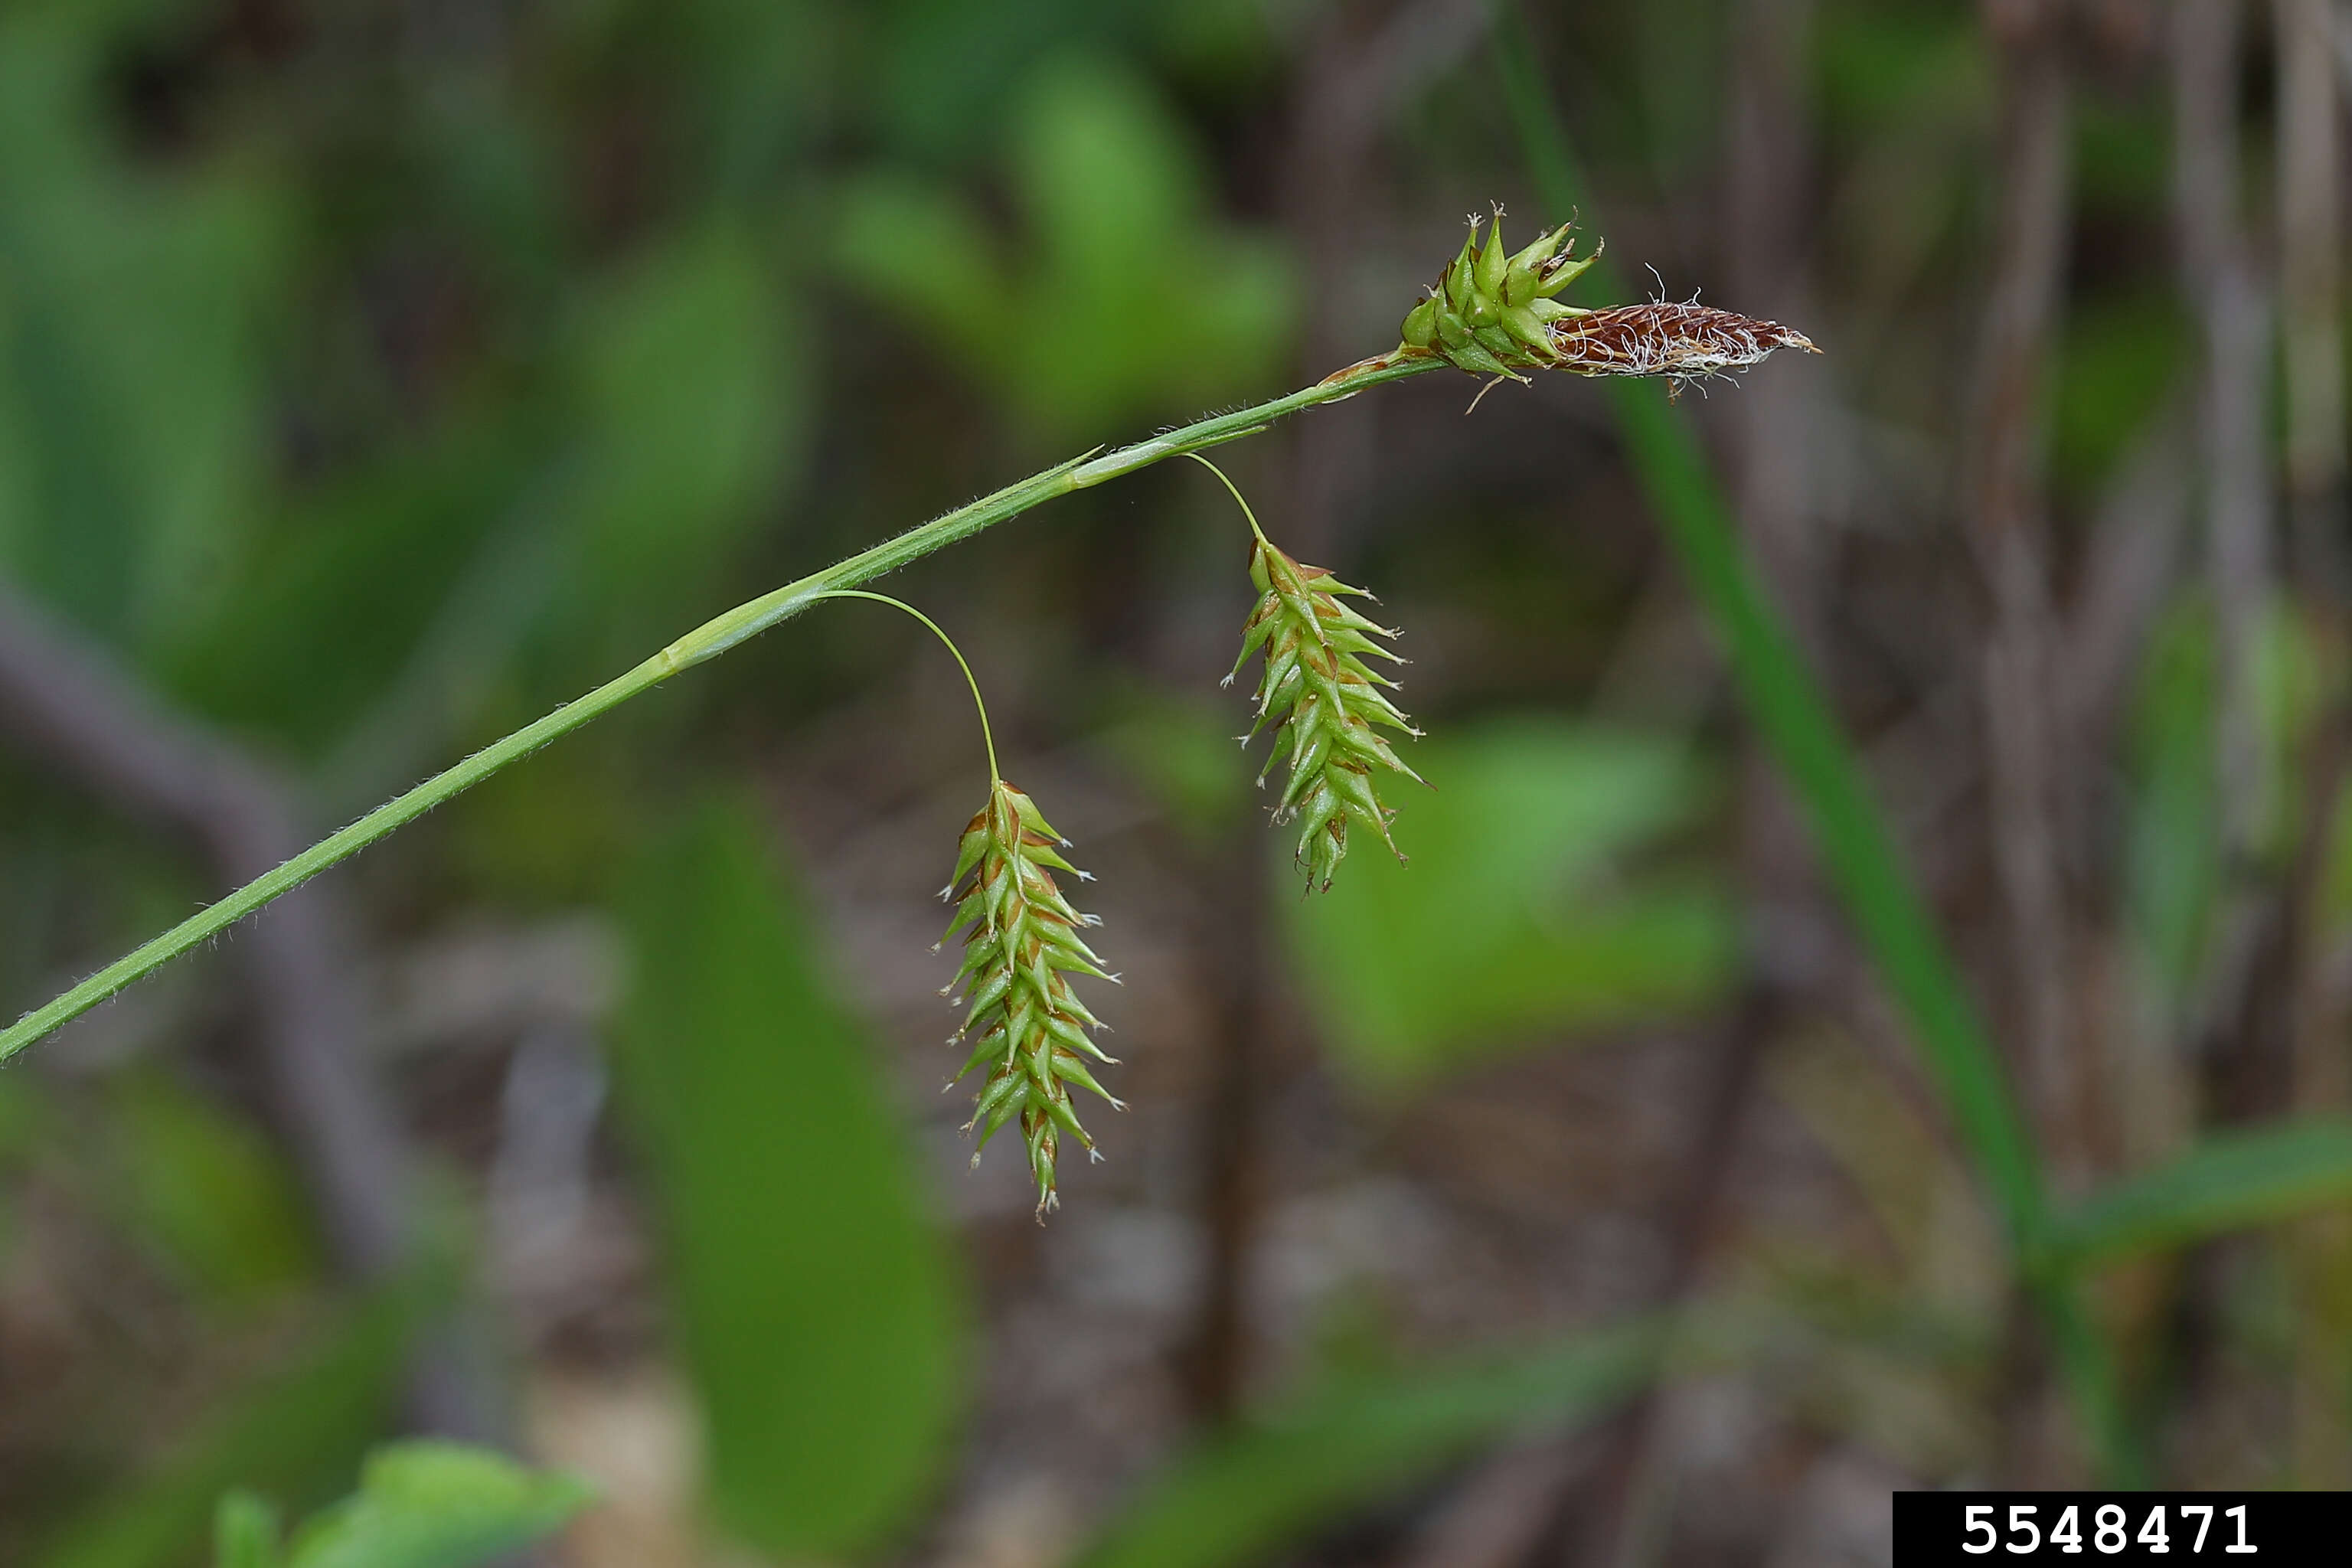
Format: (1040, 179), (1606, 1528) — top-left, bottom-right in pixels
(941, 779), (1122, 1218)
(1227, 533), (1423, 893)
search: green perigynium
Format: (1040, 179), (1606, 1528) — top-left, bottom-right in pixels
(942, 778), (1122, 1217)
(1397, 209), (1600, 379)
(1229, 527), (1423, 893)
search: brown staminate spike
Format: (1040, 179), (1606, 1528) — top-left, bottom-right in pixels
(1548, 302), (1818, 381)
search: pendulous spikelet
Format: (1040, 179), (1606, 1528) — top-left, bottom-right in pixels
(1394, 210), (1816, 394)
(941, 779), (1122, 1218)
(1229, 531), (1423, 893)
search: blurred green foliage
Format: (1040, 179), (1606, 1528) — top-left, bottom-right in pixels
(573, 222), (800, 612)
(214, 1442), (590, 1568)
(1285, 720), (1732, 1090)
(2054, 1121), (2352, 1267)
(1072, 1320), (1661, 1568)
(38, 1282), (438, 1568)
(9, 0), (2352, 1554)
(2128, 602), (2331, 1017)
(612, 801), (965, 1558)
(2050, 293), (2189, 497)
(0, 1), (284, 651)
(1812, 2), (1987, 132)
(105, 1069), (320, 1305)
(834, 49), (1296, 439)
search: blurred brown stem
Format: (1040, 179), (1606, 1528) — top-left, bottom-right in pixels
(2271, 0), (2352, 1481)
(1184, 825), (1276, 1423)
(2288, 710), (2352, 1486)
(2276, 0), (2346, 593)
(2174, 0), (2275, 888)
(1971, 0), (2081, 1176)
(1571, 987), (1779, 1568)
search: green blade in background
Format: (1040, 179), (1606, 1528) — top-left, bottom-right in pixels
(611, 799), (966, 1559)
(1489, 0), (2040, 1284)
(2053, 1120), (2352, 1266)
(1068, 1321), (1660, 1568)
(1488, 3), (2133, 1484)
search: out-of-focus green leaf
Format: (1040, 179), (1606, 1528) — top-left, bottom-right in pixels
(0, 2), (286, 652)
(673, 0), (831, 194)
(834, 50), (1295, 439)
(1283, 720), (1733, 1090)
(1809, 5), (1988, 309)
(36, 1281), (433, 1568)
(2075, 94), (2171, 214)
(281, 1443), (590, 1568)
(1093, 691), (1253, 846)
(2052, 1121), (2352, 1266)
(160, 414), (537, 753)
(2320, 773), (2352, 929)
(1070, 1320), (1661, 1568)
(2126, 600), (2324, 1017)
(2050, 294), (2188, 497)
(567, 220), (806, 645)
(1151, 0), (1284, 83)
(107, 1069), (320, 1305)
(1813, 4), (1989, 135)
(876, 0), (1148, 159)
(612, 800), (965, 1558)
(211, 1494), (280, 1568)
(833, 171), (1013, 366)
(0, 1072), (39, 1161)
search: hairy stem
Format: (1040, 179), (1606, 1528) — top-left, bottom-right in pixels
(0, 358), (1437, 1063)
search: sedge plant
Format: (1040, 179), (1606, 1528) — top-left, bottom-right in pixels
(0, 213), (1816, 1211)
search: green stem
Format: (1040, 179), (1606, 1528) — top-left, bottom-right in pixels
(0, 357), (1437, 1064)
(808, 590), (1001, 784)
(1491, 2), (2137, 1484)
(1184, 452), (1271, 547)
